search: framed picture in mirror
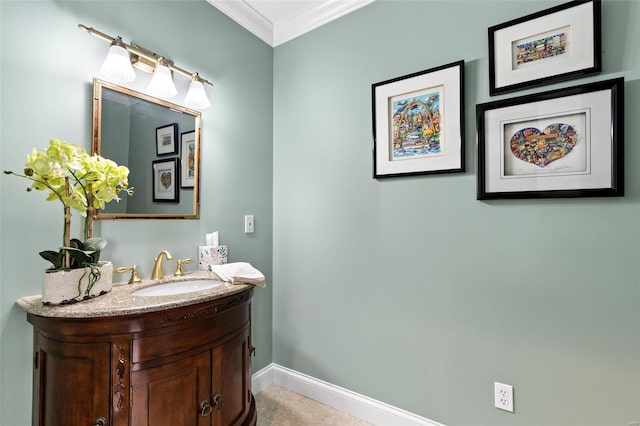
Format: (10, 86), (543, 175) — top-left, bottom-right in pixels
(152, 158), (180, 202)
(181, 131), (196, 188)
(156, 123), (178, 156)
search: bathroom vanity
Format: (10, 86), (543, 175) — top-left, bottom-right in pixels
(17, 273), (256, 426)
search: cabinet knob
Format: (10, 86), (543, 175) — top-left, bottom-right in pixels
(93, 417), (107, 426)
(213, 393), (223, 410)
(199, 400), (212, 417)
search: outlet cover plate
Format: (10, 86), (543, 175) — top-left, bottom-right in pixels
(494, 382), (514, 412)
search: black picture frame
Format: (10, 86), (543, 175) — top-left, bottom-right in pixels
(152, 158), (180, 202)
(477, 78), (623, 200)
(488, 0), (601, 95)
(372, 60), (465, 178)
(156, 123), (179, 156)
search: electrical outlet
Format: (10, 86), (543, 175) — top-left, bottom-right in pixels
(244, 215), (255, 233)
(494, 382), (513, 412)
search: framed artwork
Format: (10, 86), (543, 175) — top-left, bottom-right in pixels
(156, 123), (178, 156)
(372, 60), (465, 178)
(152, 158), (180, 202)
(488, 0), (601, 95)
(476, 78), (624, 200)
(180, 130), (196, 188)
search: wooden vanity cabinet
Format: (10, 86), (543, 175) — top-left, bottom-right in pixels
(31, 337), (111, 426)
(28, 288), (256, 426)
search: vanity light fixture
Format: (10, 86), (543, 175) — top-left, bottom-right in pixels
(79, 24), (213, 109)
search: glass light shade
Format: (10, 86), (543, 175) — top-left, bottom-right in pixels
(184, 80), (211, 110)
(148, 65), (177, 98)
(101, 44), (135, 82)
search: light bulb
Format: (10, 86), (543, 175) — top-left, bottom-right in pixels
(149, 61), (177, 98)
(100, 38), (135, 82)
(184, 78), (211, 110)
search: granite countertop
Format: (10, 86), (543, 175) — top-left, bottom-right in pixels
(16, 270), (254, 319)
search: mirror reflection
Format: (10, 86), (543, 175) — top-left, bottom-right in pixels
(92, 78), (201, 220)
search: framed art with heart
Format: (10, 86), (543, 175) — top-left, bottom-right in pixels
(476, 78), (623, 199)
(152, 158), (180, 202)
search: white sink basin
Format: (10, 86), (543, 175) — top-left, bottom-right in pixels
(132, 279), (224, 297)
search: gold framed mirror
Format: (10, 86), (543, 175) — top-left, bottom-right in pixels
(91, 78), (201, 221)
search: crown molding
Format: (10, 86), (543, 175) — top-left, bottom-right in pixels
(272, 0), (374, 46)
(207, 0), (274, 46)
(207, 0), (375, 47)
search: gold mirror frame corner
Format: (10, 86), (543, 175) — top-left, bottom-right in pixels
(90, 78), (202, 226)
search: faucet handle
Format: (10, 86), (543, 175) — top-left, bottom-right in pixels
(114, 265), (142, 284)
(174, 258), (192, 276)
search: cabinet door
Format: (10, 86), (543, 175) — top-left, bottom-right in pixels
(33, 334), (110, 426)
(213, 327), (251, 425)
(131, 351), (211, 426)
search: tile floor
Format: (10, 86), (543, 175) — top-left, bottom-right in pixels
(255, 385), (372, 426)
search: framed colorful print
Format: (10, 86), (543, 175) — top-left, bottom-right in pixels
(372, 60), (464, 178)
(180, 130), (196, 188)
(476, 78), (623, 200)
(488, 0), (601, 95)
(152, 158), (180, 202)
(156, 123), (178, 156)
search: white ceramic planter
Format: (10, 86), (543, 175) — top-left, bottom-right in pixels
(42, 261), (113, 305)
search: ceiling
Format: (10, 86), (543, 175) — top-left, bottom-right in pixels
(207, 0), (375, 47)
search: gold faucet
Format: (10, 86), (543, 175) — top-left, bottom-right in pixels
(151, 250), (173, 280)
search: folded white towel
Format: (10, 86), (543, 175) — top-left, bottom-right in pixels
(209, 262), (266, 288)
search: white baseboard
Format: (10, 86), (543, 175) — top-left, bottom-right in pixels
(252, 363), (445, 426)
(252, 363), (275, 394)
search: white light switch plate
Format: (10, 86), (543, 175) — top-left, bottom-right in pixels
(244, 215), (254, 233)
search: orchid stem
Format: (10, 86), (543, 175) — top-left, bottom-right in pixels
(64, 178), (71, 269)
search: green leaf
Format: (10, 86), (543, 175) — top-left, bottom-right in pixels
(84, 237), (107, 252)
(64, 247), (94, 268)
(39, 250), (64, 269)
(69, 238), (83, 249)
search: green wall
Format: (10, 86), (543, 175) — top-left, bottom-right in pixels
(273, 1), (640, 425)
(0, 1), (273, 425)
(2, 0), (640, 425)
